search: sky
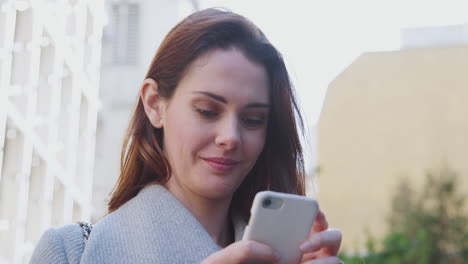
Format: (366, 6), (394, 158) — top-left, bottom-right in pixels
(198, 0), (468, 171)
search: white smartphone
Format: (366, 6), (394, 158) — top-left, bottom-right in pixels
(243, 191), (319, 264)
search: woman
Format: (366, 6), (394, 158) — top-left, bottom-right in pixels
(31, 8), (342, 264)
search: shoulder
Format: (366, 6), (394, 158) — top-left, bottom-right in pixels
(30, 224), (84, 264)
(79, 185), (219, 263)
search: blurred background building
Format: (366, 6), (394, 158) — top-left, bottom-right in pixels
(317, 24), (468, 251)
(0, 0), (106, 263)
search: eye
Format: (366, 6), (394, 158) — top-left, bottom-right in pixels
(195, 107), (217, 118)
(242, 116), (266, 128)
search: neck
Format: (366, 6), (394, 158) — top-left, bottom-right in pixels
(164, 179), (233, 247)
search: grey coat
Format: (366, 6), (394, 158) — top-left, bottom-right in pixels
(30, 184), (247, 263)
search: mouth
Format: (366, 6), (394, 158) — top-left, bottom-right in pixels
(202, 157), (240, 173)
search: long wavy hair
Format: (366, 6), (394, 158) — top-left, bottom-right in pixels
(108, 8), (305, 220)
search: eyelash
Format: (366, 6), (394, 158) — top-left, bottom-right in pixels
(195, 107), (217, 118)
(241, 117), (265, 128)
(194, 107), (266, 128)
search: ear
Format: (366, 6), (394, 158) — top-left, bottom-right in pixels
(140, 78), (166, 128)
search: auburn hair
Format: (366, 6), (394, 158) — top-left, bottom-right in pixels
(108, 8), (305, 220)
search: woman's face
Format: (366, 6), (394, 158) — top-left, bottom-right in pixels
(159, 48), (269, 201)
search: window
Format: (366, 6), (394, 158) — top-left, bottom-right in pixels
(111, 3), (140, 65)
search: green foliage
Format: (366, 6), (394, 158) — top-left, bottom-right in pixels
(339, 167), (468, 264)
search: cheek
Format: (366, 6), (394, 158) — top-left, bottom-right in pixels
(243, 129), (267, 161)
(164, 110), (210, 158)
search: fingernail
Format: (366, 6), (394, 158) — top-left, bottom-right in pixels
(300, 241), (313, 252)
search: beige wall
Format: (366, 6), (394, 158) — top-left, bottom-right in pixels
(317, 45), (468, 251)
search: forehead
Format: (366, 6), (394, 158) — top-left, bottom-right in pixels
(175, 48), (270, 103)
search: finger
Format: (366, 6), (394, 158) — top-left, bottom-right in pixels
(300, 229), (342, 255)
(229, 240), (280, 263)
(311, 210), (328, 234)
(206, 240), (280, 264)
(301, 250), (320, 261)
(303, 256), (343, 264)
(302, 250), (335, 262)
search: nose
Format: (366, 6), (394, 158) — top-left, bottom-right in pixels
(215, 115), (241, 150)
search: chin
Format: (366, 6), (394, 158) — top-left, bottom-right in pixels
(197, 181), (238, 200)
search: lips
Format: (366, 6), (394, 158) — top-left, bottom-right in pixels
(202, 157), (240, 173)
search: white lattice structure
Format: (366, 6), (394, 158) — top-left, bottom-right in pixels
(0, 0), (106, 263)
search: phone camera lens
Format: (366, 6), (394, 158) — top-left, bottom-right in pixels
(263, 198), (272, 208)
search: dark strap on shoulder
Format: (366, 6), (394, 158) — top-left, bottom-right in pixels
(78, 221), (93, 246)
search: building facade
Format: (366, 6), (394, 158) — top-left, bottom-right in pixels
(0, 0), (106, 263)
(317, 45), (468, 251)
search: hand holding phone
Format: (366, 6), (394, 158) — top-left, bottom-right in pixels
(243, 191), (319, 264)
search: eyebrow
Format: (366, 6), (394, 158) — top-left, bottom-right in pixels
(194, 91), (270, 108)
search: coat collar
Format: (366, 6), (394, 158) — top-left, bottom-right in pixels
(81, 184), (247, 263)
(138, 184), (247, 242)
